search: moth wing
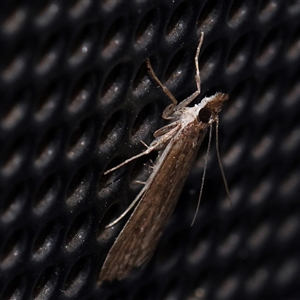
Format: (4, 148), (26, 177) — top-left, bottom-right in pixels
(99, 121), (207, 283)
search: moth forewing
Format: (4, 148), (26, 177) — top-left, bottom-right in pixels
(98, 93), (228, 284)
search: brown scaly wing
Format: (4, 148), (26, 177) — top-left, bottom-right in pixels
(99, 120), (208, 283)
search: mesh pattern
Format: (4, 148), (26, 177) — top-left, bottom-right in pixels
(1, 0), (300, 299)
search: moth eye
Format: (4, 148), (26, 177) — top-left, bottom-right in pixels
(198, 106), (211, 123)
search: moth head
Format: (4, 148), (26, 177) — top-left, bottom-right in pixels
(201, 93), (228, 123)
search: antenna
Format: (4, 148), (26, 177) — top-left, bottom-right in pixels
(191, 119), (232, 226)
(191, 124), (213, 226)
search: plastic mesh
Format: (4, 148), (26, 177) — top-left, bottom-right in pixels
(1, 0), (300, 299)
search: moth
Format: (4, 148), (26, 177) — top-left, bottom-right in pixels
(99, 32), (228, 283)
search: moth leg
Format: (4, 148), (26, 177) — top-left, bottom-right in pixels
(104, 141), (161, 175)
(146, 58), (178, 106)
(106, 183), (147, 227)
(150, 123), (180, 151)
(143, 158), (155, 171)
(134, 180), (146, 185)
(153, 121), (180, 138)
(144, 159), (155, 171)
(104, 124), (179, 175)
(147, 32), (204, 118)
(146, 58), (179, 120)
(148, 159), (154, 168)
(140, 140), (149, 149)
(142, 159), (155, 173)
(194, 32), (203, 93)
(176, 32), (204, 110)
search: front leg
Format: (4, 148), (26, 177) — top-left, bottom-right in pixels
(146, 59), (178, 119)
(146, 32), (205, 120)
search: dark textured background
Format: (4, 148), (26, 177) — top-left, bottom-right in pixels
(1, 0), (300, 299)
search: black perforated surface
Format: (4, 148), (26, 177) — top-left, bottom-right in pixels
(1, 0), (300, 299)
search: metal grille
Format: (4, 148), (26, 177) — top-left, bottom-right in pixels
(1, 0), (300, 299)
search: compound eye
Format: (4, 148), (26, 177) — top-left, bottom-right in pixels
(198, 106), (211, 123)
